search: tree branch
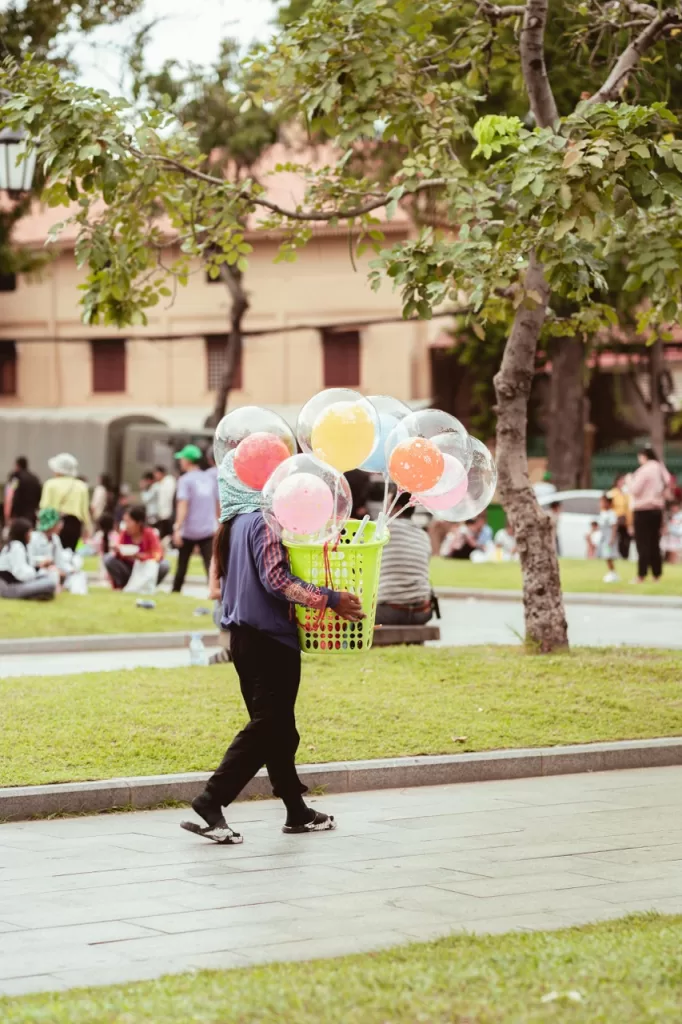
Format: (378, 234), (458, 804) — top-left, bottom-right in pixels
(477, 1), (527, 22)
(589, 7), (682, 104)
(519, 0), (558, 128)
(127, 144), (450, 222)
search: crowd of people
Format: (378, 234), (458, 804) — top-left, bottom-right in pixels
(0, 446), (219, 601)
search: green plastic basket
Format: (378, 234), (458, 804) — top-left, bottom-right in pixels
(285, 520), (388, 654)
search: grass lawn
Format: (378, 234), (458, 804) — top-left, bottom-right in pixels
(0, 591), (211, 640)
(3, 914), (682, 1023)
(431, 556), (682, 596)
(82, 553), (207, 578)
(3, 646), (682, 788)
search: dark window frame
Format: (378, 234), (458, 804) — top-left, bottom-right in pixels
(322, 328), (361, 388)
(0, 340), (17, 396)
(206, 335), (243, 391)
(91, 339), (127, 394)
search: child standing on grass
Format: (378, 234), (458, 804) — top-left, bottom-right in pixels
(182, 453), (364, 845)
(598, 494), (619, 583)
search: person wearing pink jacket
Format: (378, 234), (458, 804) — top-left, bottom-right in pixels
(627, 447), (671, 583)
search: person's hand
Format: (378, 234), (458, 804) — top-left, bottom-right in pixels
(335, 592), (365, 621)
(172, 529), (182, 549)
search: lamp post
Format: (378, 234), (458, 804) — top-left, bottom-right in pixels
(0, 125), (37, 198)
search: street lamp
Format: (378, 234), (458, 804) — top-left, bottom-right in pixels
(0, 125), (37, 198)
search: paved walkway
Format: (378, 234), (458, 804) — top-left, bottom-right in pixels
(2, 766), (682, 996)
(2, 598), (681, 678)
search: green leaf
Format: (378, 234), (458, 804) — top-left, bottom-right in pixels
(530, 175), (544, 197)
(614, 149), (628, 170)
(559, 183), (572, 210)
(511, 170), (534, 194)
(584, 154), (603, 169)
(632, 144), (650, 160)
(554, 216), (576, 241)
(563, 148), (582, 169)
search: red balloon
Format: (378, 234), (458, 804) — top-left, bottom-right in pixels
(234, 432), (291, 490)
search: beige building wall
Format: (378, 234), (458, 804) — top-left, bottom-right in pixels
(1, 229), (430, 410)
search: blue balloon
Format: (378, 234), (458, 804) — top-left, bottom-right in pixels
(361, 413), (399, 473)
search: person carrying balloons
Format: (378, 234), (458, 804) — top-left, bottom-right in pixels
(182, 445), (364, 846)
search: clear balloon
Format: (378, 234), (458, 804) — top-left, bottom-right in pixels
(297, 389), (379, 473)
(361, 396), (412, 473)
(434, 437), (497, 522)
(234, 432), (291, 491)
(416, 454), (468, 511)
(386, 409), (473, 474)
(388, 437), (444, 493)
(262, 453), (352, 544)
(214, 406), (296, 468)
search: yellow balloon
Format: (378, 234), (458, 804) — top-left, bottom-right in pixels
(311, 401), (376, 472)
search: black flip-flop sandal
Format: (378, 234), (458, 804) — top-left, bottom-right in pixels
(180, 820), (243, 844)
(282, 812), (336, 835)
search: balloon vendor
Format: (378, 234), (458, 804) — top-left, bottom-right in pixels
(181, 449), (365, 845)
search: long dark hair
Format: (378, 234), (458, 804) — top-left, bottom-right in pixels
(7, 517), (32, 549)
(98, 513), (115, 555)
(212, 521), (232, 580)
(639, 446), (659, 462)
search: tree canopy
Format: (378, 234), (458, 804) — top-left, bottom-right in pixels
(3, 0), (682, 649)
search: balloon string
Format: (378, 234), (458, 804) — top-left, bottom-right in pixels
(386, 498), (416, 526)
(385, 488), (404, 521)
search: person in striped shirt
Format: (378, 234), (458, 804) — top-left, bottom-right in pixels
(376, 492), (433, 626)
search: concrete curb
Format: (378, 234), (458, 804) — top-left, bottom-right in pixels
(2, 737), (681, 822)
(0, 632), (219, 657)
(435, 587), (682, 608)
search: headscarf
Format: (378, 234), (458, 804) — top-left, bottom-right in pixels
(218, 451), (262, 523)
(38, 507), (60, 531)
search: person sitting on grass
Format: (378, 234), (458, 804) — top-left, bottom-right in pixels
(27, 506), (85, 592)
(104, 505), (170, 590)
(494, 522), (517, 560)
(598, 494), (619, 584)
(375, 491), (434, 627)
(182, 451), (364, 845)
(0, 518), (57, 601)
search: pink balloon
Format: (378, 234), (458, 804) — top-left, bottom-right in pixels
(420, 477), (468, 511)
(417, 454), (468, 511)
(234, 432), (291, 491)
(272, 472), (334, 535)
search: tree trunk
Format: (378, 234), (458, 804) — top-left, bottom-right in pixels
(648, 336), (665, 460)
(494, 253), (569, 652)
(547, 335), (585, 490)
(207, 264), (250, 429)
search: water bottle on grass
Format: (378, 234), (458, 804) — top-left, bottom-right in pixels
(189, 632), (209, 667)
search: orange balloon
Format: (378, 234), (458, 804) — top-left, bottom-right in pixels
(389, 437), (444, 493)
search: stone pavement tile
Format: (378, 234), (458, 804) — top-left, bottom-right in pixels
(51, 958), (210, 994)
(0, 920), (20, 934)
(0, 896), (209, 931)
(451, 854), (676, 885)
(0, 921), (162, 956)
(392, 884), (617, 923)
(0, 863), (218, 899)
(435, 870), (611, 899)
(571, 876), (682, 905)
(99, 919), (332, 964)
(563, 857), (682, 884)
(0, 942), (132, 982)
(341, 854), (487, 879)
(0, 975), (68, 998)
(126, 900), (317, 936)
(578, 842), (682, 866)
(234, 930), (411, 967)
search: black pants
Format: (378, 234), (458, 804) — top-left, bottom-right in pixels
(172, 535), (213, 592)
(450, 543), (475, 560)
(617, 519), (631, 560)
(634, 509), (663, 579)
(60, 515), (83, 552)
(204, 624), (307, 809)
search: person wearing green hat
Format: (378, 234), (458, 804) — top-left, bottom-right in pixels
(172, 444), (219, 593)
(28, 507), (68, 579)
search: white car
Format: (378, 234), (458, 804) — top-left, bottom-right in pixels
(537, 489), (605, 559)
